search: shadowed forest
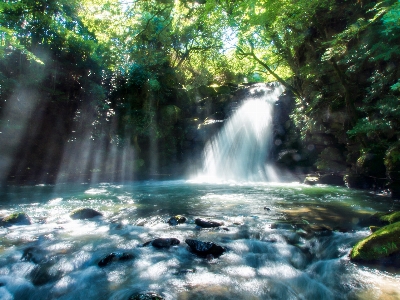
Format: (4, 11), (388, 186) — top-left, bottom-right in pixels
(1, 0), (400, 196)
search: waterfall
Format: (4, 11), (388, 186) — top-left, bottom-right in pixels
(200, 83), (284, 182)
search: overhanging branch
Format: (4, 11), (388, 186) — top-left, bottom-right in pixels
(237, 44), (303, 100)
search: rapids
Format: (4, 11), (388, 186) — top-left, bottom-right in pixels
(0, 180), (399, 299)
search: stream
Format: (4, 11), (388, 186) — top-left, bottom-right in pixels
(1, 180), (400, 299)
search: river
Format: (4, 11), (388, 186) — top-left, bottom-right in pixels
(1, 180), (399, 299)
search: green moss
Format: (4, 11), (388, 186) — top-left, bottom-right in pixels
(380, 211), (400, 224)
(3, 212), (23, 222)
(1, 212), (31, 226)
(351, 221), (400, 261)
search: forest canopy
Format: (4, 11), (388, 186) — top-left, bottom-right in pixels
(0, 0), (400, 191)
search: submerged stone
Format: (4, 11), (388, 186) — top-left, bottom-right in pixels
(98, 252), (134, 267)
(151, 238), (180, 248)
(1, 212), (31, 226)
(21, 247), (47, 264)
(128, 291), (164, 300)
(29, 260), (62, 286)
(185, 239), (226, 258)
(167, 215), (187, 226)
(194, 218), (223, 228)
(350, 221), (400, 263)
(173, 268), (196, 275)
(70, 208), (102, 220)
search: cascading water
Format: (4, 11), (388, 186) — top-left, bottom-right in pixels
(201, 83), (284, 182)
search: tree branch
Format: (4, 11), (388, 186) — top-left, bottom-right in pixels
(237, 44), (303, 100)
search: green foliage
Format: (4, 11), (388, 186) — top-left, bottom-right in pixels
(385, 144), (400, 169)
(2, 0), (400, 181)
(315, 147), (347, 172)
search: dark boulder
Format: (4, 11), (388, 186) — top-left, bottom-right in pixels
(21, 247), (47, 264)
(344, 174), (375, 189)
(70, 208), (102, 220)
(194, 218), (223, 228)
(29, 260), (62, 286)
(304, 174), (345, 186)
(98, 252), (134, 267)
(167, 215), (187, 226)
(1, 212), (31, 226)
(356, 153), (386, 178)
(151, 238), (180, 249)
(185, 239), (226, 258)
(319, 174), (345, 186)
(128, 291), (164, 300)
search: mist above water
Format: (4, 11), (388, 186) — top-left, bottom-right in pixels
(200, 83), (284, 182)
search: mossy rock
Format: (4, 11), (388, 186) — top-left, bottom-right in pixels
(350, 221), (400, 262)
(358, 211), (400, 227)
(369, 226), (381, 233)
(69, 208), (102, 220)
(1, 212), (31, 226)
(379, 211), (400, 224)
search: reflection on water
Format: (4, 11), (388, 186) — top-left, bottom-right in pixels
(0, 180), (400, 299)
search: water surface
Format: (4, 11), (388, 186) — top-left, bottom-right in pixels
(0, 180), (399, 299)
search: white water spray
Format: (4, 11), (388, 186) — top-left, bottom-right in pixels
(200, 83), (284, 182)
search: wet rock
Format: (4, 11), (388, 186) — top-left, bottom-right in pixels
(151, 238), (180, 249)
(264, 207), (271, 211)
(21, 247), (47, 264)
(344, 174), (375, 190)
(272, 221), (333, 239)
(194, 218), (223, 228)
(167, 215), (187, 226)
(29, 260), (62, 286)
(319, 174), (345, 186)
(304, 173), (345, 186)
(70, 208), (102, 220)
(173, 268), (196, 275)
(141, 241), (152, 247)
(304, 175), (319, 185)
(98, 252), (134, 267)
(128, 291), (164, 300)
(1, 212), (31, 226)
(358, 211), (400, 227)
(185, 239), (226, 258)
